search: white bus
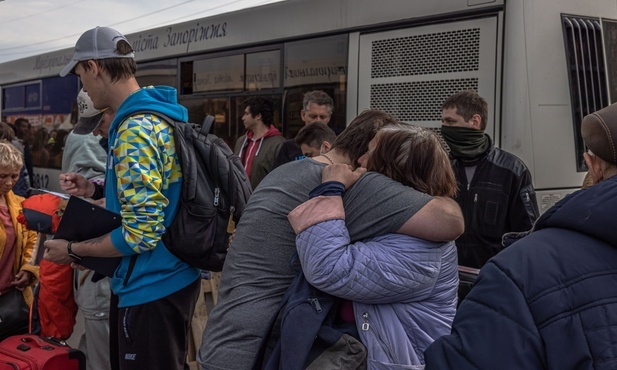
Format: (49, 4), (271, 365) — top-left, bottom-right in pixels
(0, 0), (614, 209)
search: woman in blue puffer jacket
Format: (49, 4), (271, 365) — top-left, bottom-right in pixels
(288, 126), (459, 369)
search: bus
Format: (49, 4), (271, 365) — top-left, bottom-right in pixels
(0, 0), (614, 210)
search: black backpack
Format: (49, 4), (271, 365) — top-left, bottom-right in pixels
(253, 264), (367, 370)
(153, 113), (252, 271)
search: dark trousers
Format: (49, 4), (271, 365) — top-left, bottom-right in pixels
(110, 293), (119, 370)
(117, 278), (200, 370)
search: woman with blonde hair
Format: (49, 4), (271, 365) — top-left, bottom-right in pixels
(288, 125), (459, 369)
(0, 141), (39, 340)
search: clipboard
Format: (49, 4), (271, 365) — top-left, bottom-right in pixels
(53, 195), (122, 277)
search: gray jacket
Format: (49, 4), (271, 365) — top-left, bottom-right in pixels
(61, 132), (106, 181)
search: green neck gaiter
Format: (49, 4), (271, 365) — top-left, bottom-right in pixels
(440, 125), (491, 165)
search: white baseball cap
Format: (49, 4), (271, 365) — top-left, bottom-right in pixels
(74, 89), (104, 135)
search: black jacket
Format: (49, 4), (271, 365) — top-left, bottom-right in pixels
(425, 174), (617, 369)
(452, 145), (538, 268)
(272, 139), (304, 169)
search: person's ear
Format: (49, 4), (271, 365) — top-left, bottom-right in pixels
(86, 60), (100, 76)
(470, 114), (483, 130)
(584, 151), (604, 184)
(320, 141), (332, 154)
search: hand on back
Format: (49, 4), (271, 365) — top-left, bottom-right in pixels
(322, 164), (366, 189)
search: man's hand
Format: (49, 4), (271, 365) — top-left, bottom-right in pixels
(59, 173), (94, 197)
(322, 164), (366, 189)
(11, 271), (33, 291)
(71, 262), (87, 271)
(43, 238), (74, 265)
(228, 229), (236, 251)
(91, 198), (106, 207)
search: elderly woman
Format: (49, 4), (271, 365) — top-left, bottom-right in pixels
(288, 126), (459, 369)
(0, 141), (39, 340)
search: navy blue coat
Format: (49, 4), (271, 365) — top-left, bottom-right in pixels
(425, 174), (617, 369)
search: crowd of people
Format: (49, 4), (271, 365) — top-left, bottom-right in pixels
(4, 118), (72, 171)
(1, 24), (615, 370)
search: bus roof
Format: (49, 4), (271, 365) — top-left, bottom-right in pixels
(0, 0), (503, 85)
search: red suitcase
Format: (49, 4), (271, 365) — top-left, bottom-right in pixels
(0, 335), (85, 370)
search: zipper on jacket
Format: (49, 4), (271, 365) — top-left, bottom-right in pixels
(362, 312), (370, 331)
(308, 298), (322, 313)
(214, 188), (220, 207)
(123, 255), (138, 287)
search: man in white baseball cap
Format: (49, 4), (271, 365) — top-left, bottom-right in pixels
(57, 88), (110, 370)
(62, 89), (107, 180)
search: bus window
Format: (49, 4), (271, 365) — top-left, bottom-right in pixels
(194, 55), (244, 93)
(283, 35), (348, 138)
(135, 59), (178, 88)
(178, 95), (282, 151)
(246, 50), (281, 91)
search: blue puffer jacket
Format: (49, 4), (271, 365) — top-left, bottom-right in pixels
(288, 196), (459, 369)
(425, 174), (617, 369)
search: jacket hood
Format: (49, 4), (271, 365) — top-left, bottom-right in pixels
(246, 124), (282, 140)
(536, 175), (617, 245)
(112, 86), (188, 132)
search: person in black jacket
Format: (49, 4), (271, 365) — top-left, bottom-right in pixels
(440, 90), (538, 268)
(273, 90), (333, 168)
(425, 101), (617, 370)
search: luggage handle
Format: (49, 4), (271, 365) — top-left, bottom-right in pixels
(68, 348), (87, 370)
(20, 336), (67, 349)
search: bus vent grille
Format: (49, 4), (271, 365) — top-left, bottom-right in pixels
(370, 78), (479, 122)
(370, 28), (481, 78)
(562, 15), (608, 171)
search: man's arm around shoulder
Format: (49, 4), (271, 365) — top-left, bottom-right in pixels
(398, 196), (464, 242)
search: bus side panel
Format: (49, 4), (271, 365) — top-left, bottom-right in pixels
(356, 16), (500, 134)
(502, 0), (617, 211)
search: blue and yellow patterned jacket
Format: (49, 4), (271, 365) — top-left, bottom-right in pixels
(105, 85), (200, 308)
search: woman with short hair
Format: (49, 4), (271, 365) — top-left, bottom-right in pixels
(0, 141), (39, 340)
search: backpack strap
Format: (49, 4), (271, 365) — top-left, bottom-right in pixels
(252, 255), (303, 369)
(252, 278), (296, 370)
(200, 115), (215, 136)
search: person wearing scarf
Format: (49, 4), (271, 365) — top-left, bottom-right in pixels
(440, 90), (539, 268)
